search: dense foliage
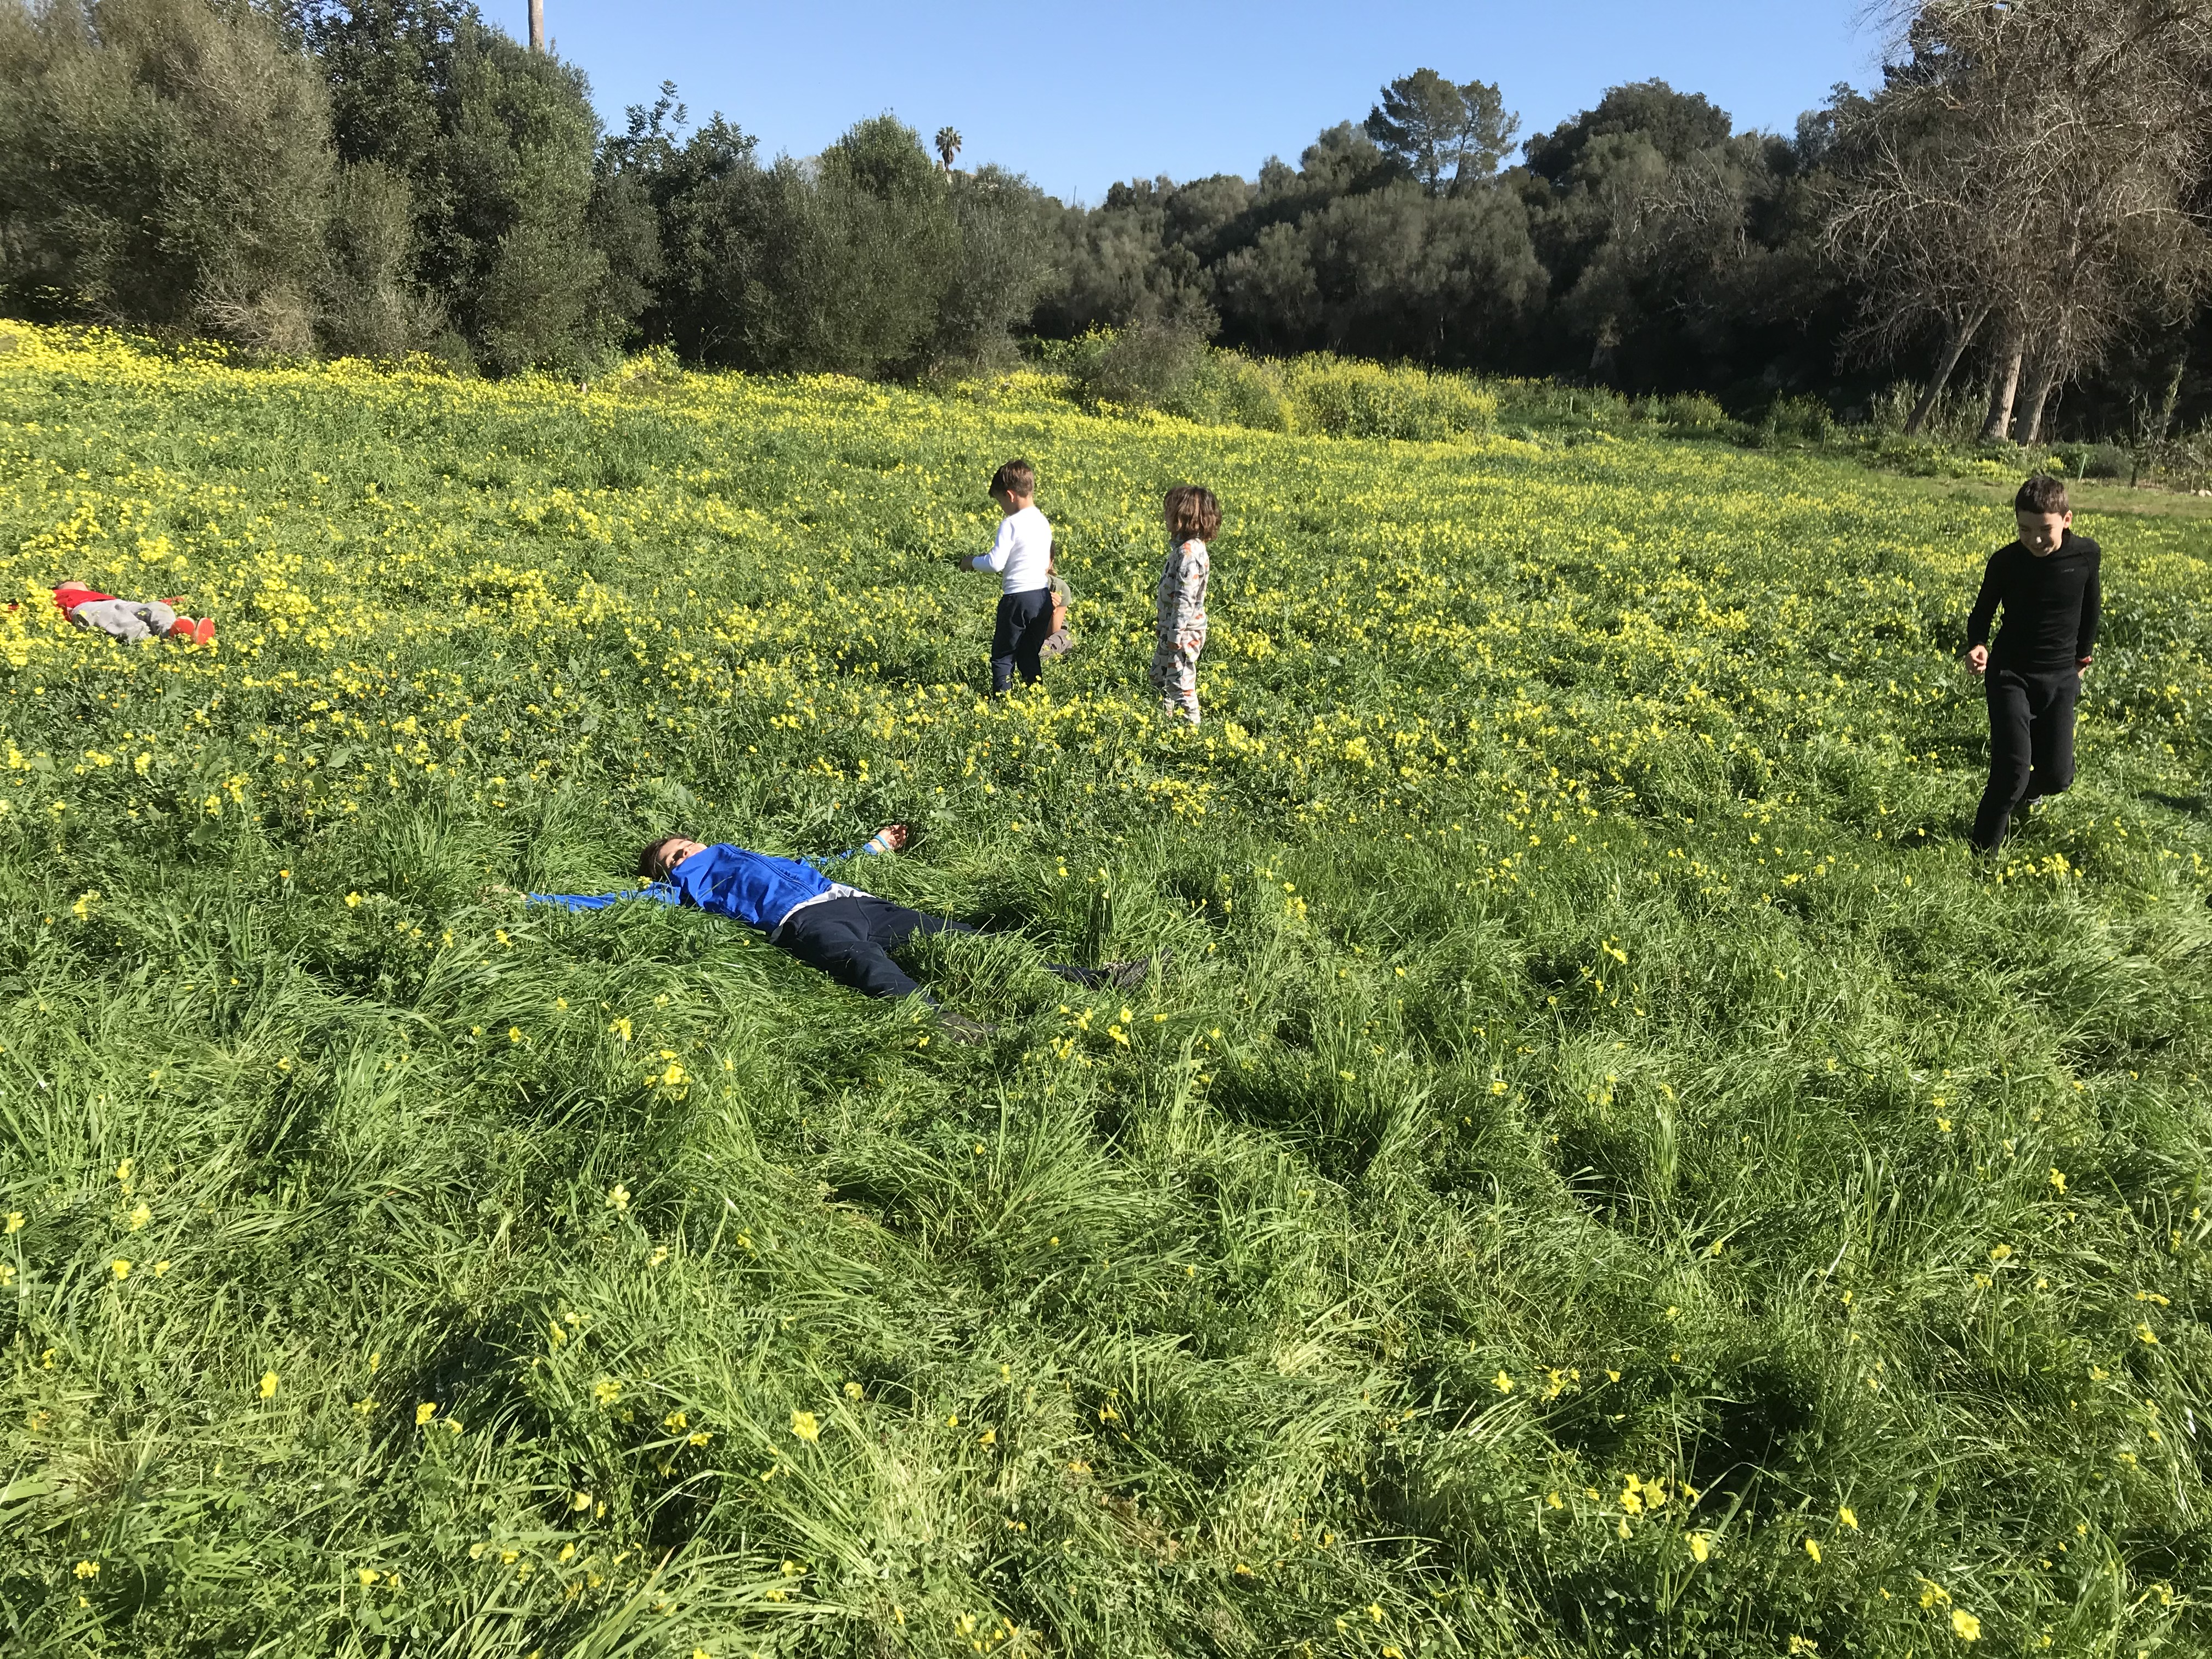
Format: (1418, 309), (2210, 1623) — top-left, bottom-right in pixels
(1, 0), (2207, 436)
(1, 328), (2207, 1655)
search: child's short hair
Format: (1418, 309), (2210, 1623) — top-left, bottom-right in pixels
(637, 836), (685, 881)
(990, 459), (1036, 499)
(2015, 473), (2070, 515)
(1163, 484), (1221, 542)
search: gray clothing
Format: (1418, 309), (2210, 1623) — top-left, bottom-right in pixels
(69, 599), (176, 641)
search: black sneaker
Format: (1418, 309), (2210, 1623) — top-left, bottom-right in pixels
(938, 1011), (998, 1045)
(1103, 950), (1174, 991)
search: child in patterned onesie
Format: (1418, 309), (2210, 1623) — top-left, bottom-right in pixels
(1150, 485), (1217, 725)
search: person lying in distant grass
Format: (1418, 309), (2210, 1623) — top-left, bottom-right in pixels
(53, 579), (216, 644)
(526, 826), (1158, 1037)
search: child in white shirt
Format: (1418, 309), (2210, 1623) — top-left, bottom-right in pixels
(957, 458), (1054, 693)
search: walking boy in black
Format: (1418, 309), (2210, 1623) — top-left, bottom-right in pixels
(1965, 473), (2100, 851)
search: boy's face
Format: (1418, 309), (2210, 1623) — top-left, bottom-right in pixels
(654, 837), (707, 877)
(2017, 509), (2071, 557)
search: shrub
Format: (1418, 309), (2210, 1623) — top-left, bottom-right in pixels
(1658, 392), (1726, 431)
(1282, 354), (1497, 441)
(1762, 394), (1835, 443)
(1171, 348), (1292, 432)
(2050, 441), (2129, 479)
(1077, 320), (1207, 412)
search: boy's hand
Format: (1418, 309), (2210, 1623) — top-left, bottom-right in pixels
(873, 823), (909, 853)
(1965, 644), (1989, 675)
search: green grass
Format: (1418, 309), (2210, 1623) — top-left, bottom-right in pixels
(0, 329), (2207, 1657)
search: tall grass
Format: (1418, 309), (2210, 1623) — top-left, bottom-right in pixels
(0, 328), (2206, 1656)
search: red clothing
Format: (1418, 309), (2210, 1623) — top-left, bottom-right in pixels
(54, 583), (115, 612)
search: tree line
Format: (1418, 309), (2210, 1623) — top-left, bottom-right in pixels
(2, 0), (2207, 442)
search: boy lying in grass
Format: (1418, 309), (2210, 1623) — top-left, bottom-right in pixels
(527, 826), (1156, 1037)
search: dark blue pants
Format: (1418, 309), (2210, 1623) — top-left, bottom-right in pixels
(1973, 666), (2080, 850)
(775, 896), (1101, 1003)
(990, 590), (1053, 694)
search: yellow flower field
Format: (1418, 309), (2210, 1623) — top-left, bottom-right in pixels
(0, 326), (2206, 1656)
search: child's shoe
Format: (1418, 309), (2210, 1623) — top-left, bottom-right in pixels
(190, 617), (215, 646)
(166, 617), (196, 639)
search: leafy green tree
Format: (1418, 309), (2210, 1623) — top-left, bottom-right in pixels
(929, 164), (1058, 371)
(618, 110), (988, 377)
(1517, 82), (1837, 393)
(298, 0), (643, 371)
(1364, 69), (1518, 195)
(1522, 79), (1734, 183)
(0, 0), (333, 351)
(319, 159), (438, 357)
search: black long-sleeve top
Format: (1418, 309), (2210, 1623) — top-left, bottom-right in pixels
(1966, 531), (2101, 671)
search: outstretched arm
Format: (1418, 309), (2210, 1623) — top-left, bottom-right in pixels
(960, 518), (1015, 575)
(803, 823), (908, 872)
(525, 883), (684, 912)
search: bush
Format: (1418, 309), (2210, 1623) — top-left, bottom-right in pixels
(1282, 354), (1497, 441)
(1657, 392), (1726, 431)
(1492, 380), (1632, 432)
(1171, 349), (1292, 432)
(1762, 394), (1835, 443)
(1077, 321), (1207, 411)
(2050, 441), (2129, 479)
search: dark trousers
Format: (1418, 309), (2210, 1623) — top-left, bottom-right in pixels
(1972, 665), (2080, 850)
(990, 590), (1054, 694)
(775, 895), (1101, 1003)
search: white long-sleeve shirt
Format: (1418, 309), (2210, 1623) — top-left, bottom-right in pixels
(974, 505), (1052, 595)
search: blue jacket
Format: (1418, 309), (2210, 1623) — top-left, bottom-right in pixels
(529, 841), (873, 931)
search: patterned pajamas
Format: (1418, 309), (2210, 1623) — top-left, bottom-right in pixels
(1149, 628), (1206, 723)
(1152, 536), (1210, 725)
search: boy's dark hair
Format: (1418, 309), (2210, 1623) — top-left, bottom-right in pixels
(637, 836), (685, 881)
(2015, 473), (2070, 515)
(990, 459), (1036, 499)
(1164, 483), (1222, 542)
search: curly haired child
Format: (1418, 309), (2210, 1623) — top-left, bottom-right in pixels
(1151, 485), (1217, 725)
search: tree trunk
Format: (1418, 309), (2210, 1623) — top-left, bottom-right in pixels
(528, 0), (544, 51)
(1906, 304), (1987, 436)
(2017, 358), (2061, 446)
(2016, 309), (2074, 446)
(1980, 331), (2023, 443)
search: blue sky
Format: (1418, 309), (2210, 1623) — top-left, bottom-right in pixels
(482, 1), (1880, 204)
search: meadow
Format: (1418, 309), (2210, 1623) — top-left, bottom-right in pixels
(0, 328), (2207, 1658)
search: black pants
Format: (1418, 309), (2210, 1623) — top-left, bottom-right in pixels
(1972, 665), (2080, 850)
(990, 590), (1054, 694)
(775, 895), (1101, 1003)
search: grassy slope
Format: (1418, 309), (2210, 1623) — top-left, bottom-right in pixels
(0, 331), (2207, 1658)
